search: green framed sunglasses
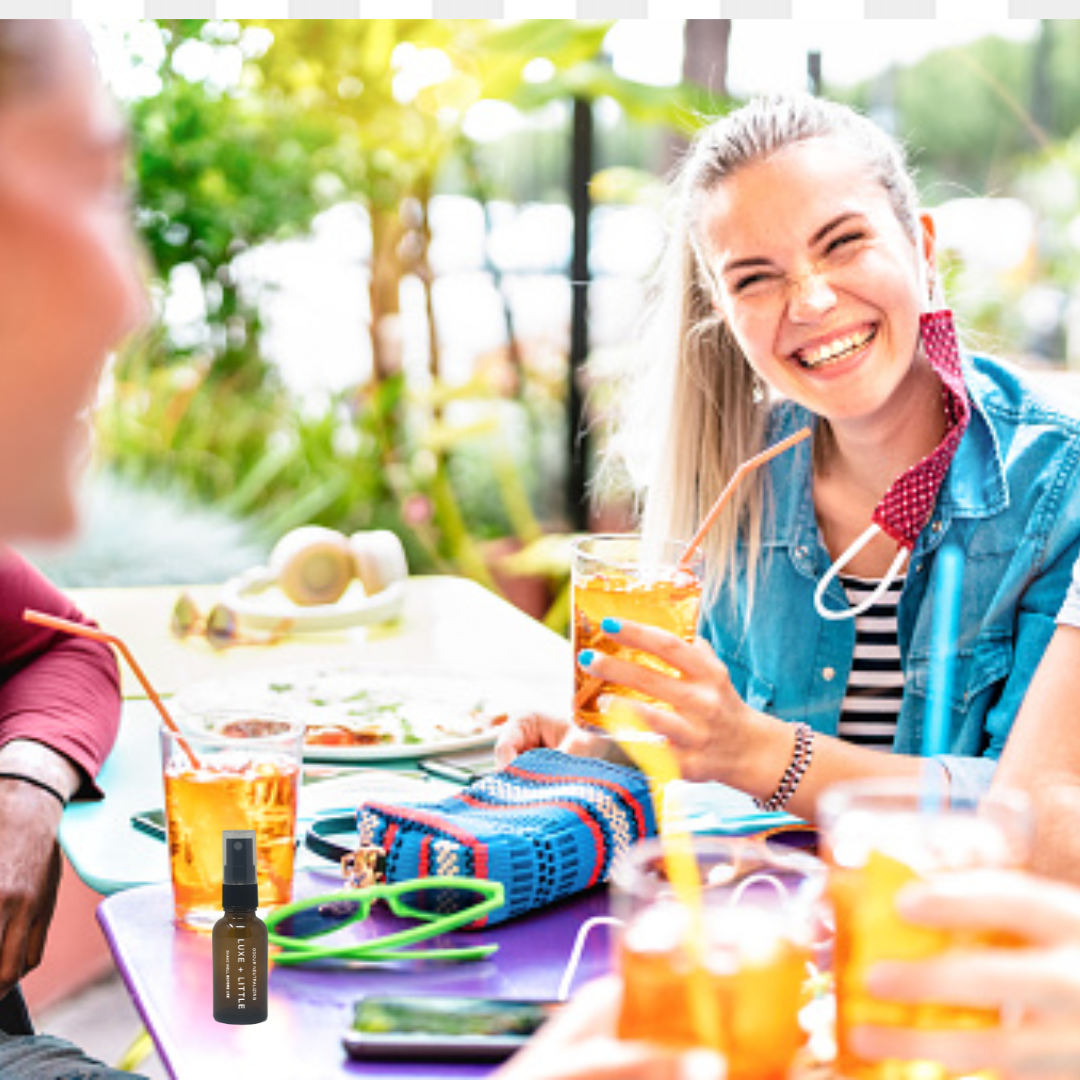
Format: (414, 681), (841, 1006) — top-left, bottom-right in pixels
(265, 877), (505, 966)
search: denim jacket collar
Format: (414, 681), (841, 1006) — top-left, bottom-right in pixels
(762, 356), (1009, 576)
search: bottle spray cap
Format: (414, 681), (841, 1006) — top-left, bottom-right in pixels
(221, 829), (259, 910)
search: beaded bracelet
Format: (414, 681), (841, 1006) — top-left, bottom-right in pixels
(0, 772), (69, 809)
(753, 723), (814, 813)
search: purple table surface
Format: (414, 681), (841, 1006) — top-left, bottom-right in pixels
(98, 871), (614, 1080)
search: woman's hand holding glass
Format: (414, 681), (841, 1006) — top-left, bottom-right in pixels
(852, 870), (1080, 1077)
(576, 619), (759, 784)
(496, 618), (766, 786)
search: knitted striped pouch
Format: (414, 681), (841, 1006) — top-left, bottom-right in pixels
(305, 748), (656, 926)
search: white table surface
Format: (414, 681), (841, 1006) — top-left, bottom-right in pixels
(60, 576), (571, 895)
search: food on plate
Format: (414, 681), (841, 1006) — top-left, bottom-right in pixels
(178, 667), (529, 758)
(274, 681), (510, 748)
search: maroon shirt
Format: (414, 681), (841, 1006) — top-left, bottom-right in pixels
(0, 548), (121, 800)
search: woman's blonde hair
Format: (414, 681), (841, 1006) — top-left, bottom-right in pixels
(609, 94), (921, 608)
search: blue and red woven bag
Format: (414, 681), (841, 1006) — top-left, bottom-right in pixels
(305, 749), (656, 926)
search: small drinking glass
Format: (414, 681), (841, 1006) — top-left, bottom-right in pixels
(611, 835), (825, 1080)
(571, 535), (704, 736)
(819, 778), (1032, 1080)
(161, 710), (304, 931)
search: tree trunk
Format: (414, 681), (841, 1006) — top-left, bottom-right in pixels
(664, 20), (732, 170)
(1031, 20), (1053, 136)
(369, 205), (404, 383)
(683, 19), (731, 97)
(567, 97), (593, 532)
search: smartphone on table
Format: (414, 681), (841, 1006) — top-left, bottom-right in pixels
(343, 994), (559, 1062)
(130, 808), (167, 842)
(418, 749), (498, 785)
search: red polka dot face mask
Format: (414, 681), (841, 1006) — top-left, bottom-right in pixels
(813, 309), (971, 621)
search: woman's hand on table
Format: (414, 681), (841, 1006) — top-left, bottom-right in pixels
(495, 977), (724, 1080)
(495, 713), (602, 768)
(852, 870), (1080, 1077)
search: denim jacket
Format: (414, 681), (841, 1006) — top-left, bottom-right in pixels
(700, 355), (1080, 802)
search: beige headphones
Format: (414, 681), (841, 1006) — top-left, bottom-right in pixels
(269, 526), (407, 606)
(219, 526), (409, 630)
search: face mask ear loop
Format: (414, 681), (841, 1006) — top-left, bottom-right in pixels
(557, 916), (623, 1001)
(813, 524), (909, 621)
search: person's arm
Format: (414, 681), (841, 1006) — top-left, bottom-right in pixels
(495, 623), (929, 817)
(992, 624), (1080, 885)
(577, 621), (927, 821)
(0, 547), (120, 800)
(851, 870), (1080, 1077)
(0, 548), (120, 998)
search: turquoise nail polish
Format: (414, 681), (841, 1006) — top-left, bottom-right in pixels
(578, 649), (595, 668)
(601, 618), (622, 634)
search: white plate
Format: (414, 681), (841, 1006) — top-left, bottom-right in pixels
(217, 572), (405, 632)
(173, 664), (563, 762)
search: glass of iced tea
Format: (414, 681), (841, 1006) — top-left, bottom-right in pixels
(611, 835), (823, 1080)
(571, 535), (704, 735)
(819, 778), (1032, 1080)
(162, 711), (304, 931)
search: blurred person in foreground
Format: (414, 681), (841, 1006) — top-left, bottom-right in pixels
(0, 19), (145, 1079)
(495, 870), (1080, 1079)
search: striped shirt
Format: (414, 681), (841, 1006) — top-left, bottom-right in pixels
(837, 574), (905, 749)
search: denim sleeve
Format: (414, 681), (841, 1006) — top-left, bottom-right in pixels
(1056, 551), (1080, 628)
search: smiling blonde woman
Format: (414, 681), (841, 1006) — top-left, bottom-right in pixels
(498, 94), (1080, 823)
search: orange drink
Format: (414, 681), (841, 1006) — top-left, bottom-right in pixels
(611, 837), (823, 1080)
(162, 715), (304, 930)
(572, 535), (703, 732)
(819, 780), (1031, 1080)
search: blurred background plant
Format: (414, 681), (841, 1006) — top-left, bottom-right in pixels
(27, 17), (1080, 631)
(64, 18), (720, 626)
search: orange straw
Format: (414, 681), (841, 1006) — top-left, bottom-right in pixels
(23, 609), (201, 770)
(679, 427), (812, 570)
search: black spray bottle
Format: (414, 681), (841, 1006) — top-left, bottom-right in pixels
(213, 830), (268, 1024)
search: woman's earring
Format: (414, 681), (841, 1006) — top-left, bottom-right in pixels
(752, 374), (766, 405)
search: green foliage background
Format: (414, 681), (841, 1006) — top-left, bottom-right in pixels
(100, 18), (721, 597)
(99, 19), (1080, 603)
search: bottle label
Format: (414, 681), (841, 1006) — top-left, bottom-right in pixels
(237, 937), (245, 1008)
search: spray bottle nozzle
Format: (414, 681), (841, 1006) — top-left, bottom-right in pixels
(222, 830), (258, 885)
(221, 830), (259, 910)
